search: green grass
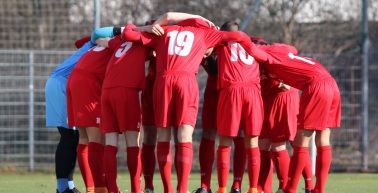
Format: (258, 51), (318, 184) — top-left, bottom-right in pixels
(0, 171), (377, 193)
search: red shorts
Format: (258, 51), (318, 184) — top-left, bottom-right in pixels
(153, 72), (199, 128)
(217, 85), (263, 137)
(201, 76), (218, 129)
(141, 75), (155, 126)
(298, 77), (341, 130)
(260, 89), (299, 143)
(100, 87), (141, 133)
(67, 70), (101, 127)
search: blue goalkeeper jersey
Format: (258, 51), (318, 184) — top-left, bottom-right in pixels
(50, 41), (94, 79)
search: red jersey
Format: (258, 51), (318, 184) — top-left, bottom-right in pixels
(259, 67), (281, 97)
(216, 42), (260, 89)
(135, 25), (223, 75)
(74, 45), (112, 83)
(257, 43), (331, 90)
(102, 35), (150, 89)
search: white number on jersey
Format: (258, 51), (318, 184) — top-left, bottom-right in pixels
(167, 30), (195, 56)
(288, 52), (315, 65)
(230, 42), (254, 65)
(115, 42), (133, 58)
(92, 46), (106, 52)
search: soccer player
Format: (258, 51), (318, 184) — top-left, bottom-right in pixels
(214, 21), (263, 193)
(137, 15), (213, 193)
(95, 33), (151, 193)
(66, 27), (122, 193)
(257, 39), (313, 193)
(195, 41), (247, 193)
(122, 14), (256, 193)
(247, 42), (341, 193)
(45, 36), (94, 193)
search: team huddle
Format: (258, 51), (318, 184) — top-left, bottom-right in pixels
(45, 12), (341, 193)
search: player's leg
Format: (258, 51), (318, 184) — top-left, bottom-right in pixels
(196, 79), (219, 193)
(301, 148), (314, 192)
(244, 135), (260, 193)
(67, 129), (79, 192)
(313, 129), (331, 193)
(312, 79), (340, 193)
(141, 125), (157, 192)
(100, 88), (121, 193)
(243, 86), (263, 193)
(196, 128), (217, 193)
(271, 142), (290, 191)
(231, 131), (246, 192)
(103, 132), (120, 193)
(56, 127), (80, 193)
(76, 128), (94, 193)
(141, 76), (157, 193)
(86, 127), (107, 193)
(216, 135), (233, 193)
(284, 129), (313, 193)
(176, 124), (194, 193)
(156, 127), (174, 193)
(124, 131), (142, 193)
(257, 138), (273, 193)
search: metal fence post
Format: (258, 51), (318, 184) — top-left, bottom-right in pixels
(29, 51), (35, 171)
(94, 0), (101, 30)
(361, 0), (369, 171)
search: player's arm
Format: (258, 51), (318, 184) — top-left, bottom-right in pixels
(122, 24), (143, 42)
(153, 12), (214, 27)
(131, 12), (214, 36)
(95, 37), (111, 48)
(90, 26), (124, 44)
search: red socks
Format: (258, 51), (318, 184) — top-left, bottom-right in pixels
(302, 153), (314, 190)
(199, 139), (215, 190)
(284, 146), (309, 193)
(246, 147), (260, 189)
(272, 149), (290, 189)
(217, 146), (231, 188)
(258, 150), (273, 193)
(141, 144), (156, 190)
(157, 142), (173, 193)
(232, 137), (246, 189)
(103, 145), (119, 193)
(314, 145), (332, 193)
(77, 144), (94, 188)
(88, 142), (106, 188)
(176, 142), (193, 193)
(127, 146), (142, 193)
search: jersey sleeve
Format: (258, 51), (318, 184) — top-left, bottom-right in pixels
(203, 29), (224, 48)
(139, 32), (160, 47)
(240, 41), (283, 65)
(91, 26), (116, 44)
(121, 24), (159, 48)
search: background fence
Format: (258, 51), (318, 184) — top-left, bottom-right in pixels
(0, 0), (377, 172)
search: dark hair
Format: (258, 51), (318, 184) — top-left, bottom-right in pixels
(145, 19), (156, 26)
(252, 39), (270, 46)
(220, 21), (239, 31)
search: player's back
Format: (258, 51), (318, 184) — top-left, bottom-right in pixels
(50, 41), (94, 78)
(259, 43), (331, 90)
(145, 25), (223, 75)
(74, 45), (112, 82)
(102, 35), (150, 89)
(217, 42), (260, 89)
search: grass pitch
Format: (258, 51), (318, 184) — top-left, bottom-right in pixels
(0, 171), (377, 193)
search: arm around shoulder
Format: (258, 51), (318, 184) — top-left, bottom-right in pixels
(121, 24), (143, 42)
